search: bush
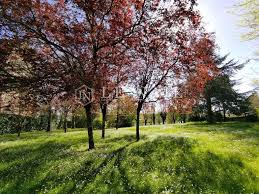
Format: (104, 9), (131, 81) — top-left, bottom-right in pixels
(214, 112), (223, 122)
(93, 119), (102, 130)
(107, 114), (135, 128)
(74, 116), (87, 128)
(0, 113), (49, 134)
(189, 115), (207, 122)
(245, 113), (258, 122)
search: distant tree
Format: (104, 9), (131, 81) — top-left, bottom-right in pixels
(234, 0), (259, 43)
(205, 75), (250, 121)
(249, 92), (259, 119)
(250, 92), (259, 108)
(204, 55), (245, 123)
(158, 98), (169, 125)
(108, 94), (136, 128)
(53, 95), (79, 133)
(252, 79), (259, 91)
(142, 103), (152, 126)
(159, 112), (167, 125)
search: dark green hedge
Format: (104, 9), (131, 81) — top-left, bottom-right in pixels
(0, 113), (49, 134)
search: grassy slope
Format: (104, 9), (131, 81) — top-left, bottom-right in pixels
(0, 122), (258, 194)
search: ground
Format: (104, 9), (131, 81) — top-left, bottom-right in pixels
(0, 122), (258, 194)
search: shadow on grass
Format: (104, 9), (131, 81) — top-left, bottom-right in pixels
(0, 135), (257, 193)
(0, 141), (76, 193)
(104, 134), (148, 143)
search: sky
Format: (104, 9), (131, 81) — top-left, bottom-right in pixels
(198, 0), (259, 93)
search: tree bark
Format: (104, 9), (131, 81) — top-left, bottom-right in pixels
(46, 105), (52, 132)
(17, 128), (21, 137)
(101, 103), (107, 139)
(160, 112), (167, 124)
(222, 103), (226, 122)
(17, 117), (22, 137)
(84, 103), (95, 150)
(172, 113), (176, 124)
(17, 123), (21, 137)
(136, 109), (140, 141)
(183, 114), (186, 123)
(115, 99), (119, 130)
(206, 94), (214, 123)
(63, 112), (67, 133)
(152, 113), (155, 125)
(136, 103), (143, 141)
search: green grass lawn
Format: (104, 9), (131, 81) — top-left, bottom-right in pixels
(0, 122), (259, 194)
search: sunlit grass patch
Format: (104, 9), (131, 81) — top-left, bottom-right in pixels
(0, 122), (258, 193)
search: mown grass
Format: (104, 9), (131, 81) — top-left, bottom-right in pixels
(0, 122), (258, 193)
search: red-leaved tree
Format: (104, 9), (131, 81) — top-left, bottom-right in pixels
(0, 0), (153, 149)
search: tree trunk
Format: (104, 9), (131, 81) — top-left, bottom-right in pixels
(17, 120), (21, 137)
(115, 99), (119, 130)
(46, 105), (52, 132)
(183, 114), (186, 123)
(63, 113), (67, 133)
(144, 119), (147, 126)
(206, 94), (214, 123)
(152, 113), (155, 125)
(17, 118), (22, 137)
(223, 103), (226, 122)
(136, 109), (140, 141)
(101, 103), (107, 139)
(160, 113), (166, 124)
(17, 127), (21, 137)
(136, 103), (143, 141)
(172, 113), (176, 124)
(84, 103), (95, 150)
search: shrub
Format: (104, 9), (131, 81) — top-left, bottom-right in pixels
(93, 119), (102, 130)
(245, 113), (258, 122)
(0, 113), (49, 134)
(107, 114), (135, 128)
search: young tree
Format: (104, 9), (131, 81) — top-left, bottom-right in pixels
(108, 94), (136, 129)
(158, 98), (169, 125)
(142, 103), (153, 126)
(127, 0), (205, 141)
(99, 69), (126, 138)
(100, 87), (118, 138)
(53, 95), (79, 133)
